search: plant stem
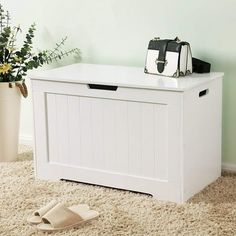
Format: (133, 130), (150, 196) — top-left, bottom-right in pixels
(48, 37), (67, 58)
(6, 26), (21, 61)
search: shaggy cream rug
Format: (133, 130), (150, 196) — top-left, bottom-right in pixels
(0, 146), (236, 236)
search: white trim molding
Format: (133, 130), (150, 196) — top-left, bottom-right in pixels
(222, 162), (236, 172)
(19, 134), (33, 146)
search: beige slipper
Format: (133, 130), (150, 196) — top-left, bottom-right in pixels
(36, 203), (99, 232)
(27, 201), (89, 225)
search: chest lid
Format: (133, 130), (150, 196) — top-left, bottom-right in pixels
(30, 63), (223, 92)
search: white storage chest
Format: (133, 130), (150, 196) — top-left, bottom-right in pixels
(31, 63), (223, 203)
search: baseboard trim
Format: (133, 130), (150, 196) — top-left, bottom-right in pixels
(222, 162), (236, 172)
(19, 135), (33, 146)
(17, 136), (236, 173)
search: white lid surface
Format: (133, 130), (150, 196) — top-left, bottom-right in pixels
(30, 63), (223, 92)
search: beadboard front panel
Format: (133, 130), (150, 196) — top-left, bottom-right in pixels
(46, 93), (169, 181)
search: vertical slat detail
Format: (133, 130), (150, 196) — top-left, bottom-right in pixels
(46, 94), (58, 163)
(56, 95), (69, 164)
(91, 98), (104, 169)
(79, 97), (92, 167)
(102, 99), (116, 171)
(154, 105), (169, 180)
(127, 102), (142, 175)
(140, 103), (155, 178)
(114, 101), (129, 173)
(67, 96), (81, 165)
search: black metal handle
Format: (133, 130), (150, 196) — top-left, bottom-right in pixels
(199, 89), (209, 97)
(88, 84), (118, 91)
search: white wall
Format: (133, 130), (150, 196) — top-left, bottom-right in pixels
(2, 0), (236, 165)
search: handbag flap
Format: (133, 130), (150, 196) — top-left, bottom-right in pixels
(148, 39), (189, 52)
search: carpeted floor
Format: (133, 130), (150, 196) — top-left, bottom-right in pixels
(0, 146), (236, 236)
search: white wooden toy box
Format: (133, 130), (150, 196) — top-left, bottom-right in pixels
(30, 63), (223, 203)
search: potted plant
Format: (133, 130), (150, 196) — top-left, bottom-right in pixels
(0, 4), (80, 161)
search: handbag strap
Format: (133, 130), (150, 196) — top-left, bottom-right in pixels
(155, 39), (173, 73)
(192, 57), (211, 73)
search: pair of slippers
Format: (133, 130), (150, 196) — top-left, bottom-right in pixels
(27, 201), (99, 232)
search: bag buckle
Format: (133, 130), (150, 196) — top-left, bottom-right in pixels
(155, 59), (168, 66)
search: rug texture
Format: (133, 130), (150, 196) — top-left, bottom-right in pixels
(0, 146), (236, 236)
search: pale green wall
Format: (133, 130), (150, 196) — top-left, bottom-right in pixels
(2, 0), (236, 164)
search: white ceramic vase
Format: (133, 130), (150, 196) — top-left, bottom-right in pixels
(0, 82), (21, 161)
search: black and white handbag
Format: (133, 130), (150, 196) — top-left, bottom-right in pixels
(144, 37), (193, 78)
